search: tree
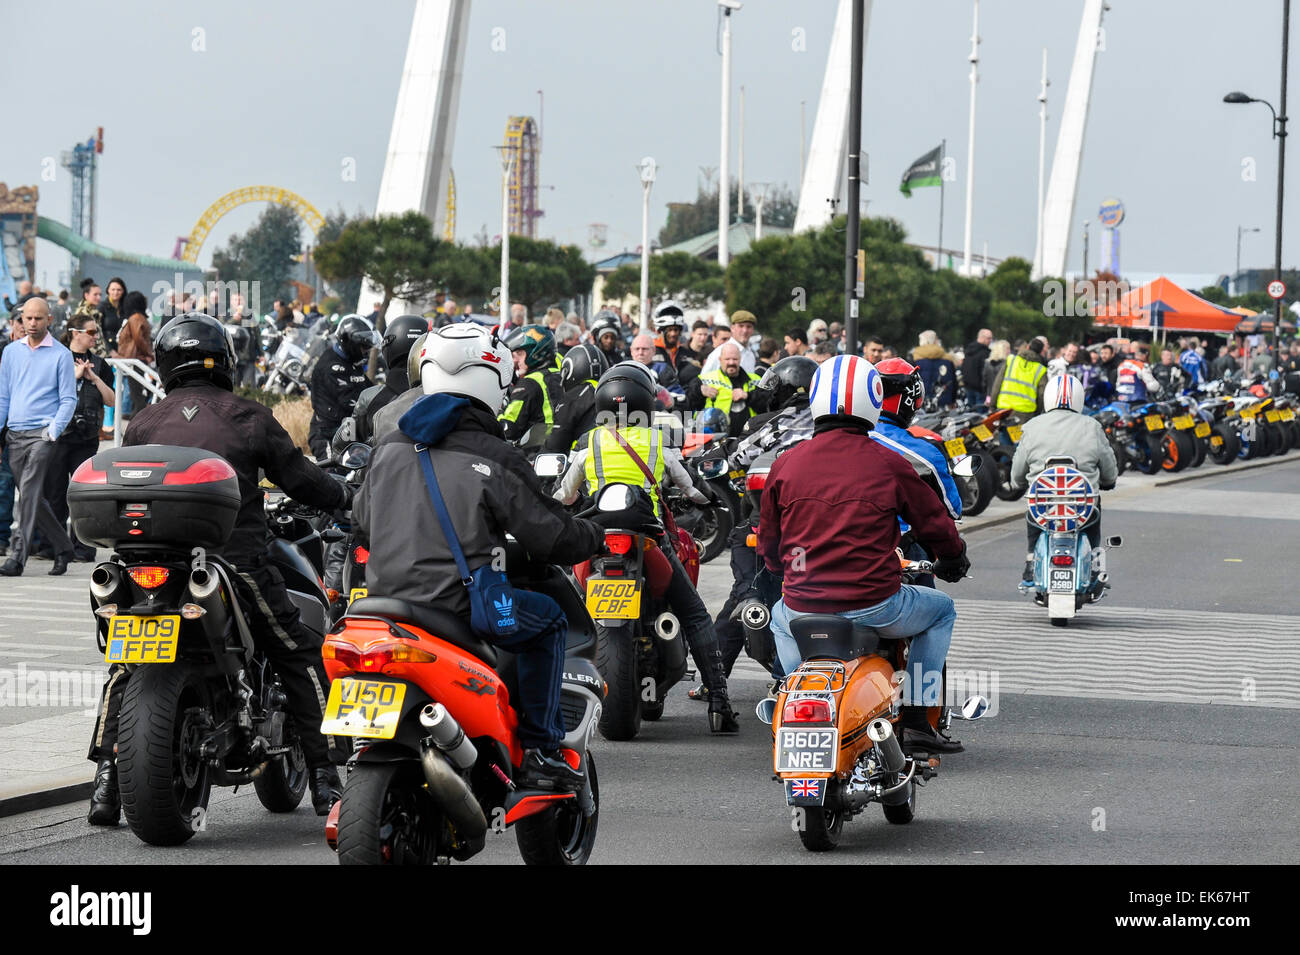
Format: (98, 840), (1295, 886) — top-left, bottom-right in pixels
(601, 251), (726, 311)
(658, 181), (797, 248)
(491, 237), (596, 316)
(314, 211), (470, 330)
(986, 257), (1040, 308)
(211, 204), (302, 310)
(316, 207), (368, 313)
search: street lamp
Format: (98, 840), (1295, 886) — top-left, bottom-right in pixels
(1235, 225), (1261, 296)
(494, 144), (517, 321)
(750, 181), (770, 240)
(717, 0), (742, 267)
(638, 156), (657, 332)
(1223, 0), (1289, 365)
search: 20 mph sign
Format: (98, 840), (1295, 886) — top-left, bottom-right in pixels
(1267, 279), (1286, 300)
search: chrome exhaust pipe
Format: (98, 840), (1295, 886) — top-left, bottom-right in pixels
(189, 563), (233, 650)
(419, 746), (487, 839)
(738, 598), (770, 632)
(189, 564), (221, 601)
(866, 718), (906, 774)
(90, 563), (125, 603)
(419, 703), (477, 770)
(653, 612), (680, 641)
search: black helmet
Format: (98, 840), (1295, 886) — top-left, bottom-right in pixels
(334, 314), (380, 362)
(502, 324), (557, 373)
(560, 343), (610, 392)
(757, 355), (817, 411)
(595, 360), (656, 420)
(156, 312), (238, 391)
(380, 314), (430, 390)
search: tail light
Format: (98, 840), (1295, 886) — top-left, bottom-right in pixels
(323, 638), (438, 675)
(72, 460), (107, 484)
(353, 545), (369, 565)
(1050, 555), (1075, 567)
(604, 533), (634, 555)
(162, 458), (237, 484)
(783, 697), (832, 723)
(127, 566), (171, 589)
(746, 472), (767, 492)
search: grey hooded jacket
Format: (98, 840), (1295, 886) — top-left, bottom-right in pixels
(1010, 408), (1119, 491)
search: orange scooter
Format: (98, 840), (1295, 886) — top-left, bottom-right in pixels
(756, 559), (988, 851)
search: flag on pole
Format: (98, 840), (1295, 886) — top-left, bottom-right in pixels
(900, 145), (943, 197)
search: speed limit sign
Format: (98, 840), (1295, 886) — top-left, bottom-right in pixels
(1267, 279), (1287, 300)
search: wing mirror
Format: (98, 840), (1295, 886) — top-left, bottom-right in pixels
(533, 453), (568, 478)
(754, 697), (777, 725)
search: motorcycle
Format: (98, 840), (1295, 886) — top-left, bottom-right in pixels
(755, 557), (988, 852)
(1017, 456), (1122, 627)
(322, 536), (604, 865)
(906, 423), (995, 517)
(1100, 401), (1194, 474)
(68, 446), (337, 846)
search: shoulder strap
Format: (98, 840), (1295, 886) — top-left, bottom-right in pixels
(416, 445), (472, 585)
(607, 426), (680, 538)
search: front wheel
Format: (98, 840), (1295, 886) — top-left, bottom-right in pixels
(595, 624), (642, 741)
(117, 663), (212, 847)
(253, 737), (308, 813)
(515, 752), (600, 865)
(798, 806), (843, 852)
(337, 762), (438, 865)
(1050, 617), (1069, 628)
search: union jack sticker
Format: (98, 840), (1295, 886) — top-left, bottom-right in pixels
(785, 777), (826, 805)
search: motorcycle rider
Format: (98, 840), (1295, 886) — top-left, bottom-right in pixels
(553, 361), (740, 734)
(308, 314), (379, 459)
(758, 355), (970, 754)
(1178, 338), (1212, 389)
(1152, 348), (1187, 396)
(353, 323), (604, 789)
(1010, 373), (1118, 589)
(651, 300), (702, 389)
(352, 315), (430, 442)
(543, 343), (609, 453)
(499, 324), (564, 448)
(688, 341), (767, 437)
(87, 313), (352, 826)
(1114, 340), (1163, 403)
(590, 309), (629, 366)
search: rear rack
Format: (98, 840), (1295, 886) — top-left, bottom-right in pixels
(781, 660), (847, 694)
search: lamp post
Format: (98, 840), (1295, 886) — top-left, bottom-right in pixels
(1235, 225), (1261, 296)
(494, 144), (516, 321)
(750, 181), (770, 240)
(717, 0), (742, 267)
(638, 156), (657, 332)
(1224, 1), (1289, 366)
(844, 0), (865, 354)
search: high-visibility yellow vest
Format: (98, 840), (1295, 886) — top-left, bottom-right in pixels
(583, 426), (665, 517)
(701, 368), (762, 417)
(995, 354), (1046, 413)
(500, 370), (556, 435)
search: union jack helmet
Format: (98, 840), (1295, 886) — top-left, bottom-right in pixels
(1045, 373), (1085, 413)
(809, 355), (884, 427)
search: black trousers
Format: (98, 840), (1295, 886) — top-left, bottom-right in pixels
(43, 435), (100, 558)
(89, 561), (340, 768)
(714, 522), (759, 677)
(661, 542), (727, 694)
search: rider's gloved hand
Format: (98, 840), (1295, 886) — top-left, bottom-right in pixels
(933, 543), (970, 583)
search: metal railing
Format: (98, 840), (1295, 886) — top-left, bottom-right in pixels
(106, 358), (165, 446)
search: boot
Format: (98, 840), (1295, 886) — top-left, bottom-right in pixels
(702, 651), (739, 734)
(310, 766), (342, 816)
(1020, 559), (1035, 588)
(899, 705), (963, 754)
(87, 758), (120, 826)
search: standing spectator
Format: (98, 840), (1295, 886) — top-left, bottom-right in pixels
(365, 301), (383, 325)
(555, 322), (581, 354)
(783, 326), (808, 356)
(806, 318), (829, 346)
(1249, 344), (1273, 376)
(758, 337), (781, 369)
(701, 310), (758, 374)
(544, 307), (565, 331)
(912, 330), (958, 408)
(961, 328), (993, 408)
(99, 278), (127, 354)
(509, 303), (528, 327)
(687, 321), (711, 356)
(811, 340), (839, 364)
(863, 336), (885, 363)
(1096, 342), (1121, 386)
(115, 291), (156, 421)
(982, 340), (1010, 405)
(0, 314), (24, 557)
(43, 313), (115, 561)
(0, 298), (78, 575)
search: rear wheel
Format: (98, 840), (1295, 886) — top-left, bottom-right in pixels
(117, 663), (212, 847)
(1160, 429), (1194, 472)
(882, 779), (917, 824)
(253, 737), (309, 813)
(1209, 424), (1240, 464)
(960, 451), (997, 517)
(690, 497), (733, 565)
(1190, 430), (1208, 468)
(797, 806), (843, 852)
(337, 762), (438, 865)
(595, 624), (642, 741)
(1109, 436), (1129, 475)
(515, 752), (600, 866)
(1050, 617), (1069, 628)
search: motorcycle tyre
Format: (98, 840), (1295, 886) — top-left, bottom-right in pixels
(253, 735), (309, 813)
(882, 779), (917, 824)
(990, 447), (1025, 501)
(515, 752), (600, 866)
(595, 624), (642, 742)
(337, 761), (438, 865)
(798, 806), (844, 852)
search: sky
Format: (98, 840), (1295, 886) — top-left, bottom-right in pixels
(3, 0), (1296, 291)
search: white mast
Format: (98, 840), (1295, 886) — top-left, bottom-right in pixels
(1033, 47), (1050, 278)
(961, 0), (979, 276)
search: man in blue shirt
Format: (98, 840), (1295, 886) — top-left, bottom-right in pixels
(0, 298), (78, 575)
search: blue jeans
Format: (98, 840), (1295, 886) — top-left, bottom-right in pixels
(491, 589), (568, 751)
(770, 585), (956, 707)
(0, 445), (14, 546)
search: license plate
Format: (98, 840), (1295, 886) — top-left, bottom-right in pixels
(971, 424), (993, 442)
(1265, 410), (1280, 423)
(1173, 415), (1195, 430)
(1210, 435), (1224, 448)
(349, 587), (368, 604)
(1049, 568), (1075, 593)
(585, 578), (641, 619)
(1144, 415), (1165, 431)
(1006, 425), (1023, 443)
(729, 468), (745, 480)
(105, 615), (181, 663)
(944, 437), (966, 458)
(1194, 421), (1211, 438)
(776, 726), (838, 773)
(1283, 409), (1296, 422)
(1239, 406), (1256, 419)
(320, 678), (406, 739)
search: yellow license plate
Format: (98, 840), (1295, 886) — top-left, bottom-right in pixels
(1239, 407), (1256, 419)
(1006, 425), (1023, 443)
(971, 425), (993, 442)
(729, 469), (745, 480)
(1194, 421), (1211, 438)
(320, 678), (406, 739)
(944, 437), (966, 458)
(105, 615), (181, 663)
(1144, 415), (1165, 431)
(585, 578), (642, 619)
(1265, 410), (1280, 423)
(349, 587), (368, 604)
(1283, 409), (1296, 421)
(1173, 415), (1195, 430)
(1210, 435), (1224, 448)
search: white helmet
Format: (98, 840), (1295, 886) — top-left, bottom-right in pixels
(416, 322), (515, 412)
(1044, 373), (1085, 413)
(653, 300), (686, 329)
(808, 355), (884, 427)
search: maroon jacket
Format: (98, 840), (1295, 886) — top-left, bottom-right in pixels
(758, 424), (963, 613)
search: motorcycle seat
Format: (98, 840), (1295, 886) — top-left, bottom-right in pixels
(790, 614), (894, 661)
(348, 597), (498, 667)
